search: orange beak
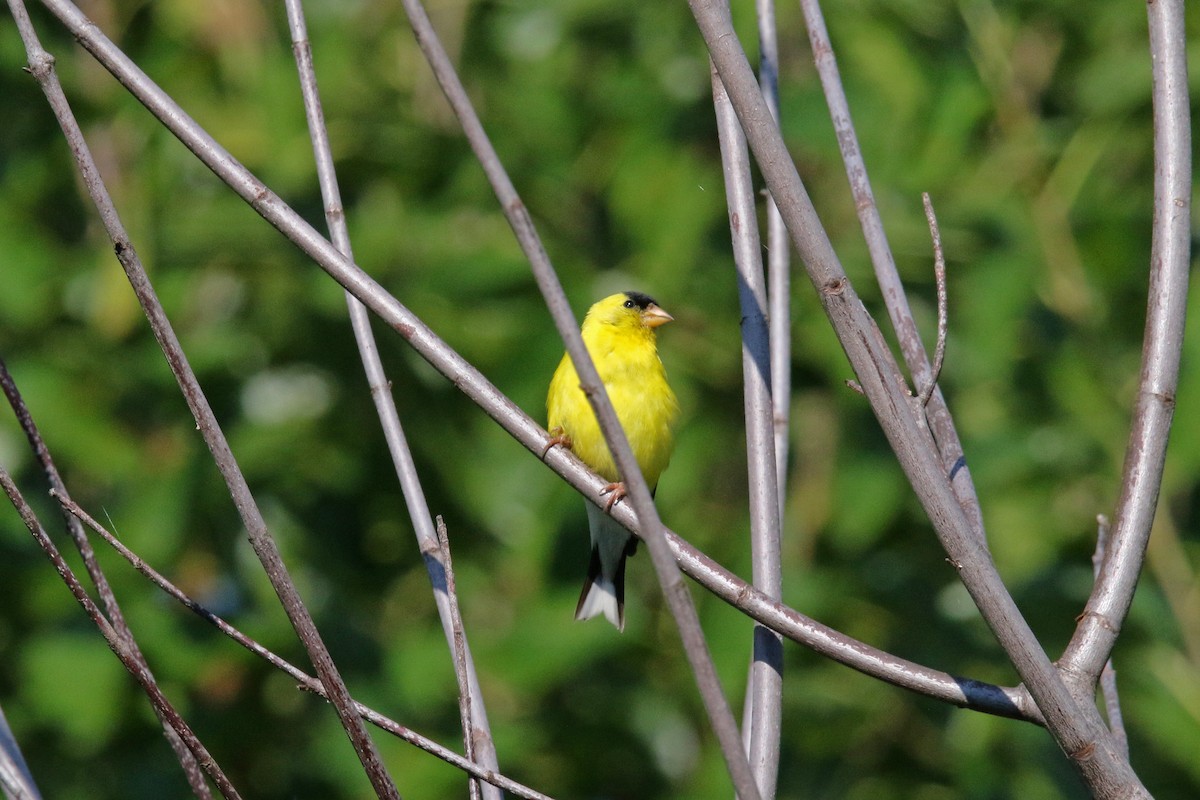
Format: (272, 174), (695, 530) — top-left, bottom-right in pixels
(642, 304), (674, 328)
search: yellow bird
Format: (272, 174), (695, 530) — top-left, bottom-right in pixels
(546, 292), (679, 630)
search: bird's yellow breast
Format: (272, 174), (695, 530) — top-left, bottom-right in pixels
(547, 318), (678, 488)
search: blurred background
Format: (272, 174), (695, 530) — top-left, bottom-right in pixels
(1, 0), (1197, 797)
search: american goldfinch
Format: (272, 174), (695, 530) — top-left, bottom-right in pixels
(546, 292), (679, 631)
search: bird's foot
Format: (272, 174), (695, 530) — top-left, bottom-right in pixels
(600, 482), (627, 512)
(541, 427), (573, 459)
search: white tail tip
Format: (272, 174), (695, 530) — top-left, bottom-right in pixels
(575, 578), (624, 631)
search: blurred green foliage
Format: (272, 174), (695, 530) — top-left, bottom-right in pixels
(1, 0), (1198, 798)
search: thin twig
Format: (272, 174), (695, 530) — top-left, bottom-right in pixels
(49, 493), (554, 800)
(0, 360), (212, 798)
(435, 517), (481, 800)
(1097, 662), (1127, 757)
(665, 524), (1041, 722)
(8, 13), (216, 796)
(391, 1), (761, 796)
(1089, 516), (1128, 759)
(1058, 0), (1191, 691)
(0, 470), (241, 799)
(756, 0), (791, 526)
(282, 2), (501, 795)
(0, 702), (41, 800)
(684, 1), (1144, 795)
(796, 0), (985, 540)
(917, 193), (948, 409)
(30, 0), (1064, 737)
(20, 5), (400, 796)
(3, 6), (214, 795)
(709, 26), (784, 797)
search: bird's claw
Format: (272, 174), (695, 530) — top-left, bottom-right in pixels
(600, 482), (627, 512)
(542, 428), (573, 459)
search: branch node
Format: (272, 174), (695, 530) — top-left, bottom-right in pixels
(1073, 610), (1119, 633)
(1068, 741), (1097, 762)
(27, 51), (56, 78)
(821, 276), (847, 297)
(1150, 388), (1176, 408)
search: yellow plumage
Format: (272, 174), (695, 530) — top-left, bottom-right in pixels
(547, 291), (679, 630)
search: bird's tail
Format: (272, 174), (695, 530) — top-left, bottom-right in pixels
(575, 504), (637, 631)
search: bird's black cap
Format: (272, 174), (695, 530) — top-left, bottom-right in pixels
(623, 291), (658, 309)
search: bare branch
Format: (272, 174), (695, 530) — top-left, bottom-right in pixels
(756, 0), (792, 525)
(1058, 0), (1191, 688)
(917, 193), (948, 410)
(282, 2), (501, 795)
(21, 5), (400, 795)
(390, 1), (760, 796)
(709, 24), (784, 796)
(684, 1), (1145, 794)
(434, 517), (482, 800)
(0, 360), (212, 797)
(0, 702), (41, 800)
(796, 0), (984, 540)
(4, 7), (215, 795)
(31, 0), (1037, 724)
(666, 525), (1040, 723)
(0, 470), (241, 799)
(1089, 516), (1128, 759)
(25, 0), (1119, 759)
(49, 494), (555, 800)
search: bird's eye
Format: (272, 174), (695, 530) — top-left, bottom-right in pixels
(623, 299), (635, 309)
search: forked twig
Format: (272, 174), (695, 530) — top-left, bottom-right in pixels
(48, 493), (553, 800)
(0, 359), (213, 798)
(393, 0), (761, 796)
(434, 517), (482, 800)
(685, 0), (1145, 794)
(0, 470), (242, 799)
(14, 4), (400, 795)
(1089, 516), (1128, 759)
(796, 0), (984, 540)
(1058, 0), (1191, 692)
(283, 2), (501, 795)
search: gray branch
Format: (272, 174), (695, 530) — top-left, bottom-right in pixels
(1058, 0), (1191, 691)
(22, 3), (402, 795)
(28, 0), (1051, 729)
(0, 470), (242, 799)
(710, 35), (784, 800)
(756, 0), (792, 525)
(684, 0), (1146, 795)
(0, 703), (40, 800)
(1089, 516), (1128, 759)
(391, 0), (760, 796)
(283, 2), (501, 795)
(50, 493), (554, 800)
(917, 193), (948, 410)
(796, 0), (984, 540)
